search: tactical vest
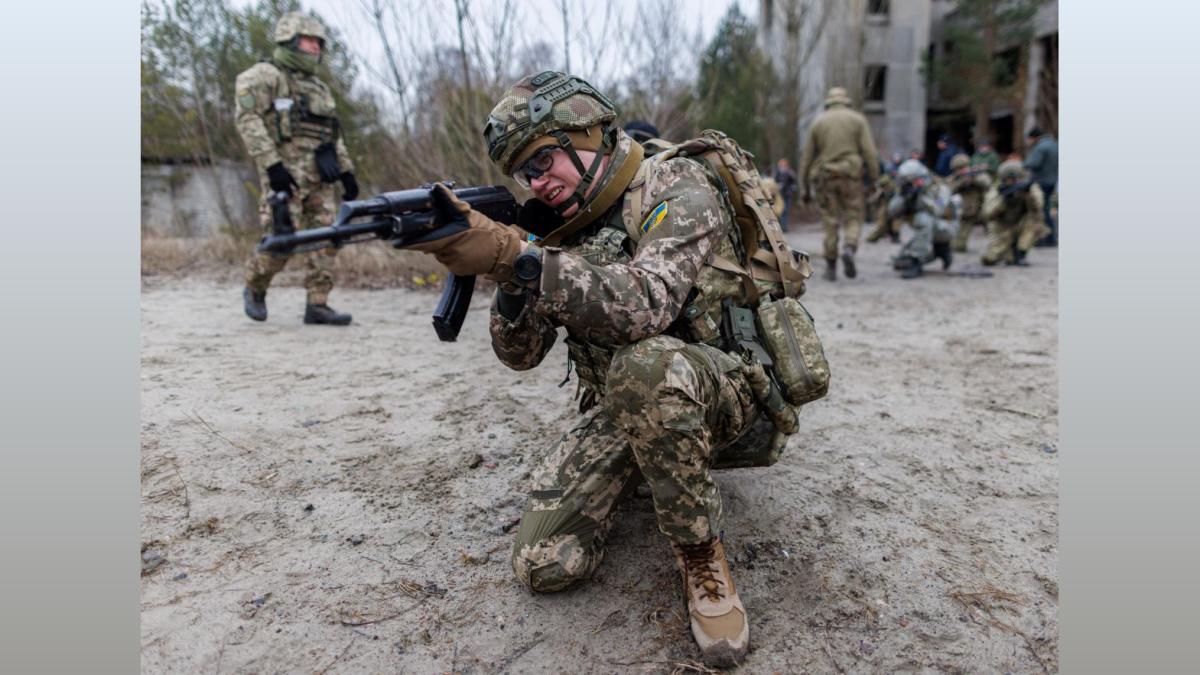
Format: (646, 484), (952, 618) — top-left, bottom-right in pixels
(268, 62), (341, 147)
(561, 134), (822, 406)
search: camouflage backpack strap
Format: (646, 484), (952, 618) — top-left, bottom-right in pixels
(695, 130), (810, 299)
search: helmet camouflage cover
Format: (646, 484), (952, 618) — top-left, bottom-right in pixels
(896, 158), (930, 184)
(484, 71), (618, 174)
(997, 159), (1026, 180)
(950, 153), (971, 170)
(275, 12), (327, 44)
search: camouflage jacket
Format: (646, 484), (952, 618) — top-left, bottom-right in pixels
(799, 103), (880, 190)
(949, 172), (992, 196)
(234, 60), (353, 184)
(489, 136), (747, 397)
(982, 182), (1045, 227)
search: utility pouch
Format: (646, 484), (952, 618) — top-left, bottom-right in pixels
(273, 98), (294, 141)
(268, 191), (294, 237)
(755, 297), (830, 406)
(720, 299), (773, 368)
(314, 142), (341, 183)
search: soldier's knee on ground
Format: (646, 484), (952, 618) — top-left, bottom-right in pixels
(510, 509), (603, 593)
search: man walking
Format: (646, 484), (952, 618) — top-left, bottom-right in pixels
(800, 87), (880, 281)
(235, 12), (359, 325)
(1024, 126), (1058, 246)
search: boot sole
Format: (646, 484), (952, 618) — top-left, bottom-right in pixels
(694, 626), (749, 668)
(304, 318), (352, 326)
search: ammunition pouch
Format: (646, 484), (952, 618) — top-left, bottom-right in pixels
(267, 192), (295, 238)
(720, 297), (830, 412)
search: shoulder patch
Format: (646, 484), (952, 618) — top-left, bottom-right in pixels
(237, 92), (257, 111)
(640, 201), (668, 235)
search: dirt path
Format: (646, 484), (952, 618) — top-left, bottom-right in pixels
(141, 223), (1058, 673)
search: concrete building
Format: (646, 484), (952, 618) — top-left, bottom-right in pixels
(758, 0), (932, 164)
(928, 0), (1058, 155)
(759, 0), (1058, 163)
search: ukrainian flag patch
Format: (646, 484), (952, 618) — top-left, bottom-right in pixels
(641, 201), (669, 235)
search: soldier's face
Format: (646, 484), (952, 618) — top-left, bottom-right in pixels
(528, 148), (608, 217)
(297, 35), (323, 56)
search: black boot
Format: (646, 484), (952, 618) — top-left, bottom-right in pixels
(934, 242), (953, 270)
(900, 257), (923, 279)
(841, 245), (857, 279)
(304, 303), (352, 325)
(1006, 248), (1030, 267)
(243, 287), (267, 322)
(823, 258), (837, 282)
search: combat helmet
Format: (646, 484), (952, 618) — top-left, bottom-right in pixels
(275, 12), (327, 45)
(896, 158), (930, 185)
(485, 71), (643, 243)
(825, 87), (852, 107)
(997, 159), (1026, 181)
(949, 153), (971, 171)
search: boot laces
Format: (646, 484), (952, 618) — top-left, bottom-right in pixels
(679, 541), (725, 602)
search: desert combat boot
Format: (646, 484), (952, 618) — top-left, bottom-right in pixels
(672, 538), (749, 667)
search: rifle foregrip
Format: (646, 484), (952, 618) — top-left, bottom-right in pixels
(432, 273), (476, 342)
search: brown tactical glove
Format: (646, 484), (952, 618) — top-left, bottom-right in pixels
(407, 183), (524, 282)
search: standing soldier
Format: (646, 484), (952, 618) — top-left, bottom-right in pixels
(800, 87), (880, 281)
(972, 138), (1000, 174)
(949, 154), (991, 252)
(980, 160), (1050, 266)
(772, 158), (799, 232)
(404, 71), (821, 667)
(236, 12), (359, 325)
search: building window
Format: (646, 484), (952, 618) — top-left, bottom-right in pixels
(868, 0), (890, 14)
(864, 65), (887, 103)
(994, 46), (1021, 87)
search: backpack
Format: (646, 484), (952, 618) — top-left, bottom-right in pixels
(623, 129), (830, 408)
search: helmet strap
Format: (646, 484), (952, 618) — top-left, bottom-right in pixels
(550, 126), (613, 217)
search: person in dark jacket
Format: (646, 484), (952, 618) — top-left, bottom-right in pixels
(1024, 127), (1059, 246)
(933, 135), (960, 177)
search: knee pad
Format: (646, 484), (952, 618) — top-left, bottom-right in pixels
(511, 508), (602, 593)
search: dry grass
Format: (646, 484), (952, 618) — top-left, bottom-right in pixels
(141, 233), (449, 290)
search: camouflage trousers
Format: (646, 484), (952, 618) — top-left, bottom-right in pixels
(865, 198), (900, 243)
(511, 336), (759, 593)
(980, 217), (1051, 266)
(244, 183), (340, 305)
(897, 212), (958, 266)
(952, 192), (986, 252)
(816, 174), (866, 260)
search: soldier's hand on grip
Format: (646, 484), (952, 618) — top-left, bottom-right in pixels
(266, 162), (298, 194)
(406, 183), (524, 282)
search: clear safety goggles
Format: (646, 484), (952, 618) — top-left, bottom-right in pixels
(511, 146), (563, 189)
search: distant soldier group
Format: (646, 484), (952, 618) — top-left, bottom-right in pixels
(795, 86), (1056, 280)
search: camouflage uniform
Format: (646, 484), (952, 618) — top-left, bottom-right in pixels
(499, 132), (775, 590)
(236, 14), (354, 305)
(948, 155), (992, 252)
(888, 160), (959, 274)
(865, 173), (900, 243)
(980, 161), (1050, 266)
(800, 88), (880, 264)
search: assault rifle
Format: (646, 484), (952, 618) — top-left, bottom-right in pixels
(257, 184), (520, 342)
(999, 180), (1033, 200)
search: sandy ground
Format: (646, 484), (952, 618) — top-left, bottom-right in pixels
(141, 222), (1059, 674)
